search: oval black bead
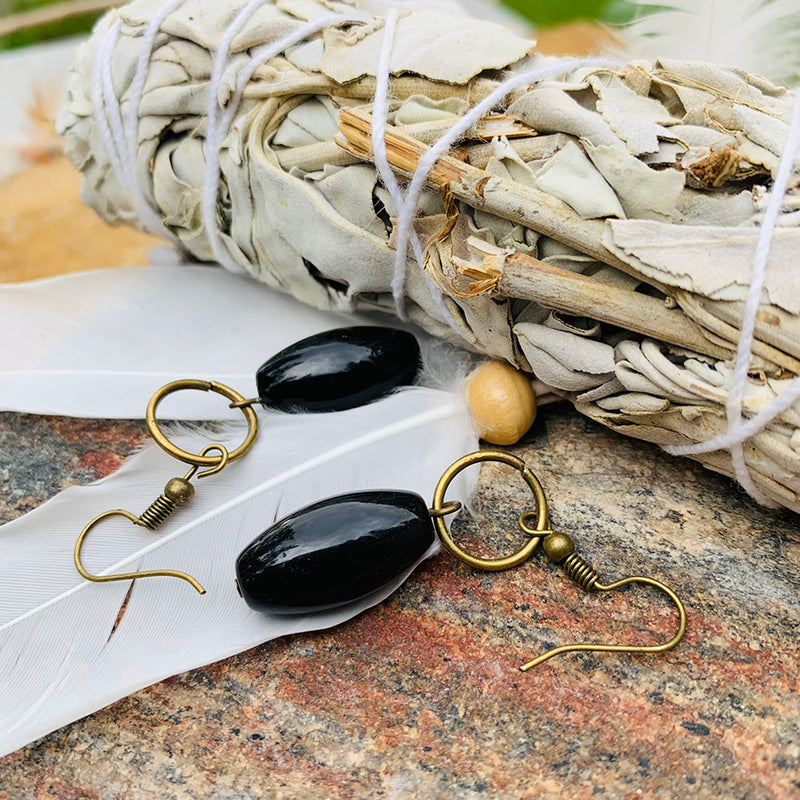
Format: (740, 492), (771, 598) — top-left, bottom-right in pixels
(256, 326), (420, 413)
(235, 491), (434, 614)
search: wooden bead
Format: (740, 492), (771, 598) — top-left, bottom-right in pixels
(466, 361), (537, 445)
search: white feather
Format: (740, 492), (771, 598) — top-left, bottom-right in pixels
(618, 0), (800, 85)
(0, 263), (481, 755)
(0, 387), (478, 756)
(0, 266), (376, 419)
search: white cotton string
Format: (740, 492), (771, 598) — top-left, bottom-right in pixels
(202, 0), (273, 274)
(693, 381), (800, 449)
(92, 19), (127, 191)
(100, 25), (128, 178)
(388, 57), (611, 318)
(202, 5), (369, 274)
(91, 11), (179, 238)
(371, 7), (460, 326)
(370, 8), (423, 264)
(122, 0), (188, 238)
(665, 87), (800, 505)
(125, 0), (186, 157)
(219, 12), (369, 149)
(370, 8), (401, 204)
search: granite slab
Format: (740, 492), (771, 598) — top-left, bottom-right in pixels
(0, 404), (798, 799)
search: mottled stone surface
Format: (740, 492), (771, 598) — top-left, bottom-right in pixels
(1, 405), (798, 799)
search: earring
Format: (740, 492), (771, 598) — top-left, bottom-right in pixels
(236, 450), (686, 671)
(236, 450), (687, 670)
(73, 325), (686, 670)
(73, 326), (421, 592)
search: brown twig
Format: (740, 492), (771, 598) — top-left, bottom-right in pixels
(0, 0), (121, 38)
(337, 106), (737, 362)
(338, 106), (645, 276)
(337, 106), (800, 373)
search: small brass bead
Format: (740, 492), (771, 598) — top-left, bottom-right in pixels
(543, 532), (575, 564)
(164, 477), (195, 505)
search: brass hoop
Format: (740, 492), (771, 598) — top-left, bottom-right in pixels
(145, 379), (259, 467)
(430, 450), (550, 572)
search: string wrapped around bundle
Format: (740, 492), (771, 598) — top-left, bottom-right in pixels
(58, 0), (800, 512)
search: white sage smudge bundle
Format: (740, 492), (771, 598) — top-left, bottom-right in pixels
(58, 0), (800, 512)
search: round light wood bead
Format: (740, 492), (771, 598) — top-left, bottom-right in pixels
(466, 361), (537, 445)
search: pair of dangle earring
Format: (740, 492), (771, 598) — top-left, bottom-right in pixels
(75, 325), (419, 593)
(74, 326), (687, 670)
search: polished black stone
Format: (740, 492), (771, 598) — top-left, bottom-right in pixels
(235, 491), (434, 614)
(256, 326), (420, 413)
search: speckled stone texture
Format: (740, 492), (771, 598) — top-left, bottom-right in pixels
(0, 405), (798, 800)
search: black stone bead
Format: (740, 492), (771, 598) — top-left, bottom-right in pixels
(235, 491), (434, 614)
(256, 326), (420, 413)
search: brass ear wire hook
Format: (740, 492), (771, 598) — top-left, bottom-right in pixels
(429, 450), (687, 670)
(74, 380), (259, 592)
(519, 529), (687, 670)
(73, 444), (229, 593)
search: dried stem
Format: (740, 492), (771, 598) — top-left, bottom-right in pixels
(0, 0), (121, 38)
(337, 106), (737, 363)
(499, 253), (733, 360)
(338, 106), (637, 275)
(278, 114), (536, 173)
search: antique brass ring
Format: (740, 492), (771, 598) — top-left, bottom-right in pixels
(431, 450), (550, 572)
(145, 379), (259, 467)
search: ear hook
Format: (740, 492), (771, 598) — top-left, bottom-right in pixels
(430, 450), (687, 670)
(74, 378), (260, 593)
(74, 508), (206, 594)
(519, 528), (687, 670)
(73, 443), (232, 594)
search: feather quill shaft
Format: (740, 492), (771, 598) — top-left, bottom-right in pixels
(0, 387), (477, 756)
